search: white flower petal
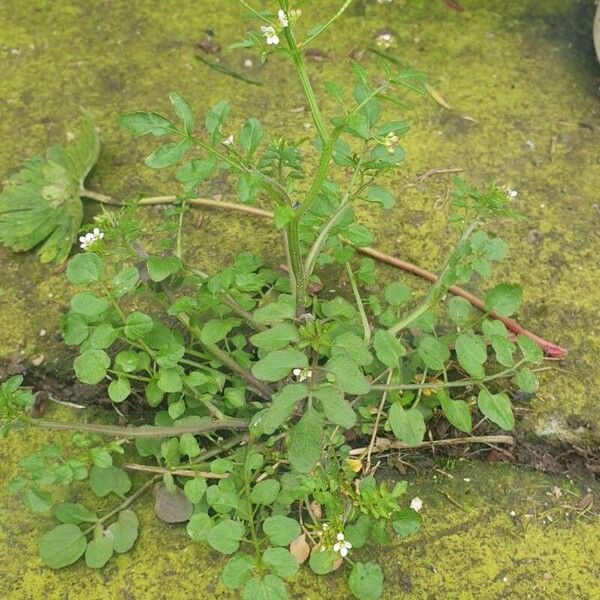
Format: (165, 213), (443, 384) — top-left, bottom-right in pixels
(333, 543), (341, 552)
(345, 541), (352, 549)
(336, 532), (345, 541)
(340, 546), (348, 557)
(278, 9), (289, 27)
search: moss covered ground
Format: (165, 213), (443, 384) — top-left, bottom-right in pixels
(1, 0), (599, 597)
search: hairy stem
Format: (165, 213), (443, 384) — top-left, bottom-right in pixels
(33, 417), (249, 438)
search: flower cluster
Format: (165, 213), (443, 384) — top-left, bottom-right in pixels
(79, 228), (104, 250)
(383, 132), (399, 155)
(260, 9), (293, 46)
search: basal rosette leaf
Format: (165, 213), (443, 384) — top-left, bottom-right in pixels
(0, 115), (99, 263)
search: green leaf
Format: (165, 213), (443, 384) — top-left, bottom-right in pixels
(288, 408), (323, 473)
(373, 329), (405, 368)
(158, 368), (182, 393)
(517, 335), (543, 364)
(484, 283), (523, 317)
(107, 510), (139, 553)
(250, 323), (300, 352)
(447, 296), (473, 326)
(222, 553), (256, 589)
(263, 547), (299, 578)
(384, 283), (411, 307)
(62, 313), (89, 345)
(439, 391), (472, 433)
(345, 515), (372, 549)
(179, 433), (201, 458)
(239, 118), (263, 156)
(183, 478), (207, 504)
(39, 524), (87, 569)
(477, 389), (514, 430)
(118, 112), (175, 136)
(169, 91), (195, 132)
(66, 252), (103, 284)
(85, 529), (114, 568)
(0, 116), (99, 264)
(308, 547), (336, 574)
(514, 368), (538, 393)
(74, 349), (110, 385)
(88, 322), (119, 349)
(108, 377), (131, 403)
(186, 513), (214, 542)
(365, 185), (395, 209)
(331, 333), (373, 366)
(124, 311), (154, 340)
(326, 357), (370, 395)
(112, 266), (139, 297)
(242, 575), (287, 600)
(314, 385), (356, 429)
(206, 519), (245, 555)
(455, 334), (487, 379)
(55, 502), (97, 525)
(147, 255), (182, 282)
(490, 335), (515, 368)
(348, 562), (384, 600)
(392, 507), (422, 537)
(253, 301), (295, 324)
(70, 291), (109, 318)
(251, 479), (281, 505)
(251, 348), (308, 382)
(145, 138), (191, 169)
(263, 515), (301, 547)
(418, 336), (450, 371)
(176, 156), (217, 192)
(200, 318), (239, 344)
(205, 100), (230, 138)
(23, 488), (53, 513)
(89, 466), (132, 498)
(260, 384), (308, 435)
(388, 404), (426, 445)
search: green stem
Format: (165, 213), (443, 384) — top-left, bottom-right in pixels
(304, 145), (367, 277)
(370, 360), (525, 391)
(345, 262), (371, 343)
(281, 20), (328, 143)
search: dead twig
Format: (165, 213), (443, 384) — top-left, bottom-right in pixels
(349, 434), (514, 456)
(121, 462), (228, 479)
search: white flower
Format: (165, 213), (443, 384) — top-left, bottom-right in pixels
(410, 497), (423, 512)
(333, 532), (352, 558)
(383, 131), (399, 155)
(261, 25), (279, 45)
(377, 0), (393, 3)
(223, 134), (234, 146)
(292, 368), (312, 382)
(504, 187), (518, 199)
(277, 9), (289, 28)
(79, 227), (104, 250)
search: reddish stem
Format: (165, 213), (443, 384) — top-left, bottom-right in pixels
(357, 246), (567, 358)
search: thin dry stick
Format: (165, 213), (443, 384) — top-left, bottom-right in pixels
(121, 463), (228, 479)
(81, 191), (567, 358)
(365, 369), (393, 472)
(348, 434), (514, 456)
